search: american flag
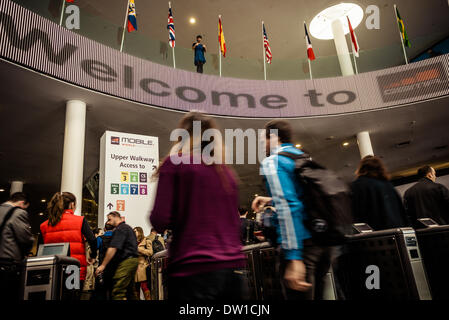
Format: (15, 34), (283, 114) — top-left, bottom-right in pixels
(167, 4), (175, 48)
(263, 22), (272, 64)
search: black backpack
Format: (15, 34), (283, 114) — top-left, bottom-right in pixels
(278, 152), (353, 245)
(152, 236), (164, 254)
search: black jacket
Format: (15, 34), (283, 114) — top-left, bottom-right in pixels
(351, 176), (409, 231)
(404, 178), (449, 227)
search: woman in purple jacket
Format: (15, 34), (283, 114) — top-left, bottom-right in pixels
(150, 112), (246, 301)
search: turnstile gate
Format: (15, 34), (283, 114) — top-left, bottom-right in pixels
(335, 228), (431, 300)
(415, 225), (449, 300)
(23, 255), (80, 300)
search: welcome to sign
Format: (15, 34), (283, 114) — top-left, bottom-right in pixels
(1, 0), (448, 118)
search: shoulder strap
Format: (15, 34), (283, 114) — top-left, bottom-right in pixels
(0, 206), (20, 236)
(277, 151), (311, 160)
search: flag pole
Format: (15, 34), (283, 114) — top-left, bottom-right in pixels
(308, 58), (313, 80)
(59, 0), (66, 26)
(394, 4), (408, 65)
(169, 2), (176, 69)
(352, 52), (359, 74)
(219, 15), (222, 77)
(304, 21), (312, 80)
(120, 0), (130, 53)
(262, 21), (267, 81)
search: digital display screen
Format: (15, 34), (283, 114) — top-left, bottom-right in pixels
(41, 245), (65, 256)
(353, 223), (373, 233)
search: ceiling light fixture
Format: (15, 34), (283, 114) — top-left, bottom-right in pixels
(342, 142), (350, 147)
(189, 17), (196, 24)
(296, 144), (302, 148)
(41, 199), (46, 203)
(0, 189), (5, 192)
(309, 3), (364, 40)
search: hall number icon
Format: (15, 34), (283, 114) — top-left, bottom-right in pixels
(116, 200), (125, 211)
(121, 172), (129, 182)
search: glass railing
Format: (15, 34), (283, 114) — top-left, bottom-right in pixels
(12, 0), (449, 80)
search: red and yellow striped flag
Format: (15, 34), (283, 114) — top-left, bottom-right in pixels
(218, 15), (226, 57)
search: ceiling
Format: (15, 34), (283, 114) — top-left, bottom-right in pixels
(1, 58), (449, 222)
(69, 0), (449, 60)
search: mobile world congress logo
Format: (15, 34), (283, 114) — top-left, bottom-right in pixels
(111, 136), (120, 145)
(377, 62), (449, 103)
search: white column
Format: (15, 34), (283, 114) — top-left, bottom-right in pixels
(61, 100), (86, 215)
(10, 181), (24, 195)
(331, 18), (354, 77)
(357, 131), (374, 159)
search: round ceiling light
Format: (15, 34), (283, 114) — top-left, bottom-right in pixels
(309, 3), (364, 40)
(189, 17), (196, 24)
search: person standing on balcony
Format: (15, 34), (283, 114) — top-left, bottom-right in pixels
(192, 35), (207, 73)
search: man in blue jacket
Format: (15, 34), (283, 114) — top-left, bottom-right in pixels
(252, 119), (334, 300)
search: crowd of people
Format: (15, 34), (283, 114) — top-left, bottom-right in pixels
(1, 112), (449, 301)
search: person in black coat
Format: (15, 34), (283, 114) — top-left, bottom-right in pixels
(351, 156), (409, 230)
(404, 166), (449, 227)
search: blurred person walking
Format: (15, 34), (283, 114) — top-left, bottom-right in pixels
(253, 120), (339, 300)
(96, 211), (139, 300)
(150, 111), (246, 301)
(351, 156), (409, 230)
(133, 226), (152, 300)
(40, 192), (97, 287)
(404, 165), (449, 227)
(0, 192), (34, 301)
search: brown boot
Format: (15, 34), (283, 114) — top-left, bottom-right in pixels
(144, 290), (151, 300)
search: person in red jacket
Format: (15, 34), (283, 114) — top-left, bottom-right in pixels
(40, 192), (97, 285)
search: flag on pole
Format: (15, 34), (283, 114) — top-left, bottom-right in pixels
(347, 16), (359, 57)
(127, 0), (138, 33)
(66, 0), (74, 2)
(304, 23), (315, 61)
(262, 22), (272, 64)
(167, 4), (175, 48)
(218, 15), (226, 57)
(395, 7), (410, 48)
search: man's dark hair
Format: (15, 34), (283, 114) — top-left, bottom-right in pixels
(107, 211), (121, 218)
(265, 119), (293, 144)
(9, 192), (29, 204)
(238, 207), (248, 216)
(151, 228), (157, 233)
(418, 166), (433, 179)
(196, 35), (202, 39)
(104, 223), (114, 231)
(93, 228), (102, 235)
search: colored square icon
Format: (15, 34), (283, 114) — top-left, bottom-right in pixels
(130, 172), (138, 182)
(116, 200), (125, 211)
(111, 183), (119, 194)
(139, 173), (147, 183)
(121, 184), (129, 195)
(139, 185), (147, 195)
(121, 172), (129, 182)
(130, 184), (138, 195)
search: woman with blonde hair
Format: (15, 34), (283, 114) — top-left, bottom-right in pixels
(150, 111), (246, 300)
(40, 192), (97, 284)
(133, 226), (152, 300)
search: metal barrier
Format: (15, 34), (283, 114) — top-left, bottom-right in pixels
(335, 228), (432, 300)
(415, 225), (449, 300)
